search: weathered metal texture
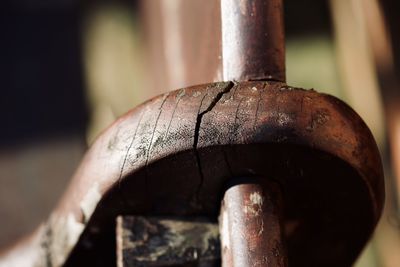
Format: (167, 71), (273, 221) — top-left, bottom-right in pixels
(0, 80), (383, 267)
(220, 181), (287, 267)
(0, 0), (386, 266)
(221, 0), (285, 82)
(116, 216), (220, 267)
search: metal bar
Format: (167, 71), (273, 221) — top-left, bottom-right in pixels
(221, 0), (285, 82)
(219, 180), (287, 267)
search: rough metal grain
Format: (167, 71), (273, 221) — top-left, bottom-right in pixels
(220, 181), (287, 267)
(0, 81), (384, 267)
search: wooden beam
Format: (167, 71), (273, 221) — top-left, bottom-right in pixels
(116, 216), (220, 267)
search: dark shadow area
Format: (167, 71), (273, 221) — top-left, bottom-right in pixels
(0, 1), (88, 148)
(284, 0), (333, 38)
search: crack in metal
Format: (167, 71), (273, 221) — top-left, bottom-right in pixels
(192, 81), (235, 207)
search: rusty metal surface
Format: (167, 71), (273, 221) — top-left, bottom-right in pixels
(116, 216), (220, 267)
(0, 80), (383, 266)
(0, 1), (385, 265)
(220, 181), (287, 267)
(221, 0), (285, 82)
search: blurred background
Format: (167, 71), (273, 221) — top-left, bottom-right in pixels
(0, 0), (399, 266)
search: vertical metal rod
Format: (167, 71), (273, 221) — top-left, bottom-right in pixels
(219, 180), (287, 267)
(221, 0), (285, 82)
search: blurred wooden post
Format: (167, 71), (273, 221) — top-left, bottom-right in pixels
(329, 0), (385, 147)
(140, 0), (223, 92)
(330, 0), (400, 266)
(361, 1), (400, 266)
